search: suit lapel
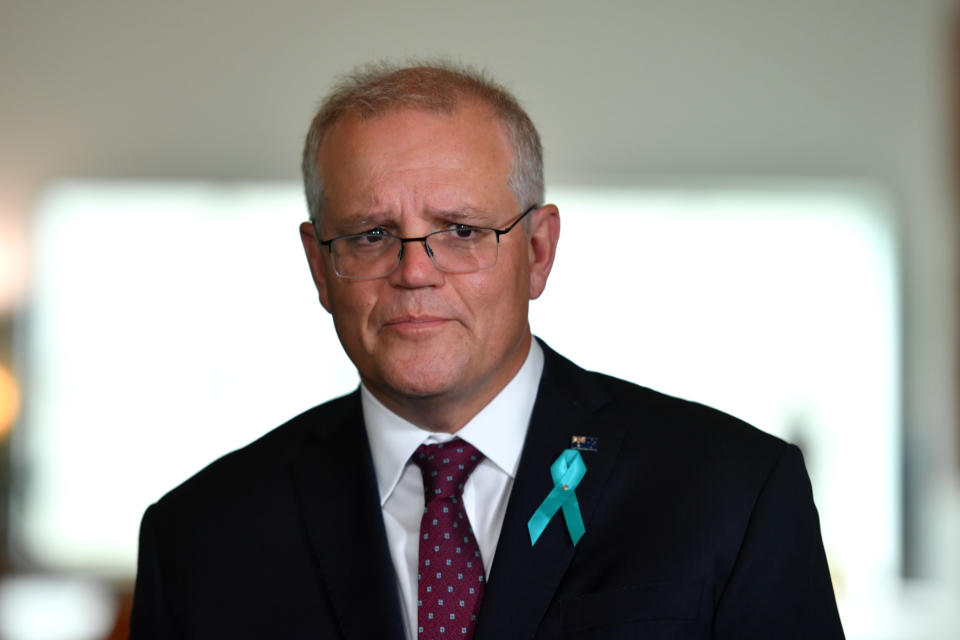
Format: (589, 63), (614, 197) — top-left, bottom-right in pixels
(290, 392), (406, 640)
(475, 342), (627, 640)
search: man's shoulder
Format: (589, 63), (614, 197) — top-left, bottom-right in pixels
(153, 390), (362, 509)
(539, 340), (789, 466)
(539, 342), (808, 539)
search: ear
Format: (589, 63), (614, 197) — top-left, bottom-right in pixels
(299, 221), (333, 312)
(526, 204), (560, 300)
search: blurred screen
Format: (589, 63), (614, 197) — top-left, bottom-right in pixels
(16, 182), (357, 576)
(14, 181), (898, 604)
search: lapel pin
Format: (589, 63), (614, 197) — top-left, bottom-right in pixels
(528, 449), (586, 546)
(570, 435), (599, 452)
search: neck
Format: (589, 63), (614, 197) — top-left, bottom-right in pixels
(365, 332), (533, 433)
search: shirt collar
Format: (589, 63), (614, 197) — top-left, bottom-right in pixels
(363, 338), (545, 506)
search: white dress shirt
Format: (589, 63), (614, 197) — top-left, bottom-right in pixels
(362, 339), (545, 640)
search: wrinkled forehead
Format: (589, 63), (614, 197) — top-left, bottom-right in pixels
(316, 101), (515, 211)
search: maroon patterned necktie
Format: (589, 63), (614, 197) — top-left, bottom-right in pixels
(412, 439), (486, 640)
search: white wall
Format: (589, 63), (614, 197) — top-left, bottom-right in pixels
(1, 0), (957, 582)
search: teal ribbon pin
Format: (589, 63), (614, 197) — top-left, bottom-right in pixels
(528, 449), (587, 546)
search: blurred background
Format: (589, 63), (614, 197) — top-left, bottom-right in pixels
(1, 1), (958, 638)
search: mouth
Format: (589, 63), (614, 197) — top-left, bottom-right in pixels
(383, 315), (452, 329)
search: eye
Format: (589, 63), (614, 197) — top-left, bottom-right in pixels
(358, 227), (387, 244)
(450, 224), (479, 239)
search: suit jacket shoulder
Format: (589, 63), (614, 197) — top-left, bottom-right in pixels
(475, 340), (843, 639)
(156, 391), (360, 511)
(131, 390), (406, 639)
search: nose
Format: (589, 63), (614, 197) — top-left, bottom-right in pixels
(389, 238), (444, 288)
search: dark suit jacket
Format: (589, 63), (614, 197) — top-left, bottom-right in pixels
(131, 341), (843, 639)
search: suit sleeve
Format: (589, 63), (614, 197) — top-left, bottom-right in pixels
(130, 503), (182, 639)
(713, 444), (845, 638)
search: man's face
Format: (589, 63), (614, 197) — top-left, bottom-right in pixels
(300, 101), (558, 429)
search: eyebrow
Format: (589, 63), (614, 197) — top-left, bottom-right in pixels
(423, 207), (494, 225)
(333, 206), (494, 231)
(330, 211), (395, 234)
(326, 205), (502, 240)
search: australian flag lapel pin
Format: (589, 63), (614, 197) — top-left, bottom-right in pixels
(570, 435), (599, 453)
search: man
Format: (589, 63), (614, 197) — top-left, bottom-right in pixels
(131, 63), (844, 639)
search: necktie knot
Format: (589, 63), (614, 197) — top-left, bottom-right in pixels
(413, 439), (484, 502)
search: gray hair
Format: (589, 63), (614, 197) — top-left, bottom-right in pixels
(301, 61), (544, 227)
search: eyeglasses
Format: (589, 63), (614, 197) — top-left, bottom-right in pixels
(316, 204), (537, 280)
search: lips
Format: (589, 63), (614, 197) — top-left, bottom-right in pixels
(383, 315), (451, 329)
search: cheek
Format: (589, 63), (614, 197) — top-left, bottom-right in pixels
(467, 266), (529, 335)
(328, 283), (379, 340)
(498, 245), (532, 304)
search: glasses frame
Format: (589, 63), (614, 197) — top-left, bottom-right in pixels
(315, 204), (538, 280)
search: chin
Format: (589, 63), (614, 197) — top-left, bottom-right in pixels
(379, 359), (467, 400)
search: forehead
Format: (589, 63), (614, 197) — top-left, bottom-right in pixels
(316, 102), (515, 215)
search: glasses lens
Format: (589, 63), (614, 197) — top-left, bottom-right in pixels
(330, 234), (400, 279)
(427, 228), (498, 273)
